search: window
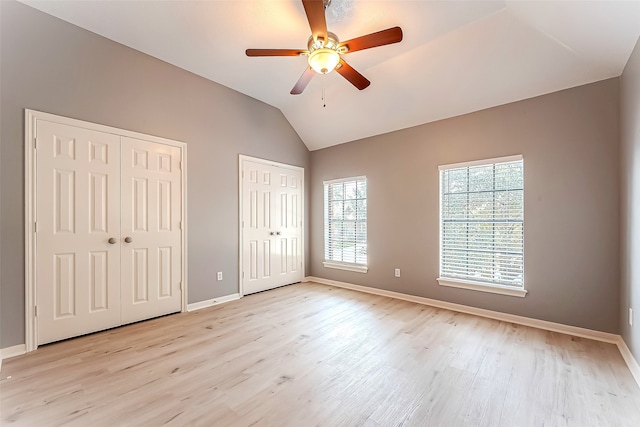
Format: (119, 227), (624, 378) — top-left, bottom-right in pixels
(323, 176), (368, 273)
(438, 155), (526, 297)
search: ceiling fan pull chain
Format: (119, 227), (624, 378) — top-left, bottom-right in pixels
(322, 85), (326, 108)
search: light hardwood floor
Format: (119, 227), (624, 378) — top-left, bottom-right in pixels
(1, 282), (639, 426)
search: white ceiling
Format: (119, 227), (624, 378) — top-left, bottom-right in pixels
(21, 1), (640, 151)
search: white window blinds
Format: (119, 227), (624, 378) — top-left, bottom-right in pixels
(324, 177), (367, 267)
(439, 156), (524, 287)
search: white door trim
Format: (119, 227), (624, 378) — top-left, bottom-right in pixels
(24, 109), (188, 352)
(238, 155), (305, 297)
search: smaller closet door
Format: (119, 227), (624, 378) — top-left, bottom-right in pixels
(36, 120), (122, 345)
(120, 136), (182, 324)
(242, 159), (303, 295)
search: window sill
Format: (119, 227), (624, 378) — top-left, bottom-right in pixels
(437, 277), (527, 298)
(323, 262), (368, 273)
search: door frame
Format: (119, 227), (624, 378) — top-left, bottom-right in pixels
(24, 109), (188, 352)
(238, 155), (304, 297)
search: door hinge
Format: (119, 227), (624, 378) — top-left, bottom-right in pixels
(34, 306), (38, 317)
(242, 271), (245, 279)
(179, 221), (183, 230)
(179, 282), (183, 291)
(34, 138), (37, 150)
(34, 222), (38, 233)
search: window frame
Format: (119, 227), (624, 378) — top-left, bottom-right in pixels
(323, 176), (368, 273)
(437, 155), (527, 298)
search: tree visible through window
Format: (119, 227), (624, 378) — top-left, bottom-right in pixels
(439, 156), (524, 288)
(324, 177), (367, 270)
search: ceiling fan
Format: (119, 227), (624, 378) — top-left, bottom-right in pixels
(246, 0), (403, 95)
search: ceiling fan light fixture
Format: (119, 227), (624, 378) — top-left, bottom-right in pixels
(308, 48), (340, 74)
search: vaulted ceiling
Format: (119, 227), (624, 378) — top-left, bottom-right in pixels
(21, 1), (640, 150)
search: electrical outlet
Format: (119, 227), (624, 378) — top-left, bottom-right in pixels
(217, 272), (223, 281)
(394, 268), (400, 278)
(630, 308), (634, 327)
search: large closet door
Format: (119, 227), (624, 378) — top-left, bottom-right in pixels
(31, 112), (185, 347)
(36, 120), (122, 345)
(242, 159), (303, 295)
(120, 137), (182, 324)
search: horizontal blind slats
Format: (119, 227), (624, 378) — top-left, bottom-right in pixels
(325, 177), (367, 266)
(440, 159), (524, 287)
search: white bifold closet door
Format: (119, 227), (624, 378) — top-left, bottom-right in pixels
(36, 120), (122, 344)
(242, 159), (303, 295)
(35, 120), (182, 345)
(120, 136), (182, 325)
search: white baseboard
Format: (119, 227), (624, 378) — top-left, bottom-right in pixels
(305, 276), (619, 342)
(187, 293), (241, 312)
(304, 276), (640, 388)
(616, 337), (640, 386)
(1, 344), (27, 371)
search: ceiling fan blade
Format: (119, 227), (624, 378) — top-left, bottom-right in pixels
(302, 0), (328, 44)
(291, 67), (316, 95)
(338, 26), (403, 54)
(246, 49), (308, 57)
(335, 58), (370, 90)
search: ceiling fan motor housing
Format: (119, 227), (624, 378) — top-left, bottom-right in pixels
(307, 32), (341, 74)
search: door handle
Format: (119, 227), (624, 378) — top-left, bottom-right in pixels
(124, 237), (133, 243)
(108, 238), (117, 244)
(276, 231), (282, 235)
(270, 232), (275, 236)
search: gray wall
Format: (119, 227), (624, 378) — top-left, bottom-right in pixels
(0, 1), (310, 348)
(0, 0), (629, 350)
(311, 78), (621, 333)
(621, 37), (640, 360)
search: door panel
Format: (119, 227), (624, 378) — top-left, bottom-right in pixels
(89, 251), (109, 311)
(120, 136), (182, 324)
(276, 172), (302, 281)
(243, 165), (276, 291)
(242, 160), (303, 295)
(36, 120), (121, 345)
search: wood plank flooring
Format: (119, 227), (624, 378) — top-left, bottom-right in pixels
(1, 282), (639, 426)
